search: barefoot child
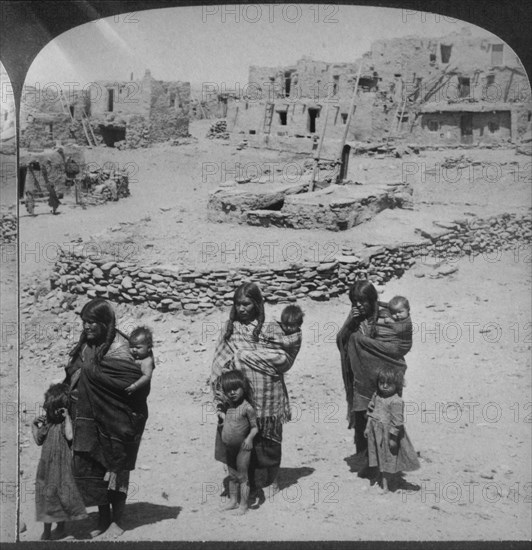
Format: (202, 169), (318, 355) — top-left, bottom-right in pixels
(125, 326), (155, 395)
(364, 367), (420, 492)
(32, 383), (87, 540)
(218, 370), (258, 515)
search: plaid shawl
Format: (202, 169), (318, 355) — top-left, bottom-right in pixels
(211, 320), (302, 443)
(71, 336), (149, 472)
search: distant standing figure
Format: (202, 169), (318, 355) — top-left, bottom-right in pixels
(32, 383), (87, 540)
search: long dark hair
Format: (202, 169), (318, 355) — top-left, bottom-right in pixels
(224, 282), (265, 342)
(219, 370), (255, 408)
(69, 298), (116, 362)
(43, 383), (71, 424)
(348, 280), (379, 337)
(377, 366), (404, 396)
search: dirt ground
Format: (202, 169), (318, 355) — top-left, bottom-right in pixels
(5, 121), (532, 541)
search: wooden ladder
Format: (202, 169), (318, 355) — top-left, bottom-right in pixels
(263, 102), (274, 134)
(82, 110), (97, 146)
(60, 91), (94, 146)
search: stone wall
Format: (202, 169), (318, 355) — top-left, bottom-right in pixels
(51, 213), (531, 312)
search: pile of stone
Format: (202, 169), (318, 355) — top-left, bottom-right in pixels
(207, 120), (229, 140)
(441, 154), (473, 169)
(416, 213), (532, 259)
(50, 213), (530, 312)
(0, 213), (16, 244)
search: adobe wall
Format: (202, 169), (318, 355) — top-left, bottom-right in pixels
(90, 76), (152, 118)
(238, 29), (531, 146)
(416, 110), (513, 145)
(149, 80), (191, 140)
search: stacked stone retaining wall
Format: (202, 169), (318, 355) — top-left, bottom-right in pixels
(50, 213), (531, 312)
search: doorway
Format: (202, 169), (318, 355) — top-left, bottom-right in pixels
(337, 145), (351, 182)
(460, 113), (473, 144)
(308, 107), (320, 133)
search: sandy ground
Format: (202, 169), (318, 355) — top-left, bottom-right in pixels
(3, 121), (532, 541)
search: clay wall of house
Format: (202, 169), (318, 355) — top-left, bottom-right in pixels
(238, 28), (530, 145)
(148, 80), (190, 140)
(90, 75), (152, 119)
(416, 110), (512, 145)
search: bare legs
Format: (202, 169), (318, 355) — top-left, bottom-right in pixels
(221, 448), (252, 515)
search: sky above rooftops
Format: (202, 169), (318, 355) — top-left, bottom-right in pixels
(16, 5), (501, 93)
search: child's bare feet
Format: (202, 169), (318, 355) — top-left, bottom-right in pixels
(232, 506), (248, 516)
(220, 501), (239, 511)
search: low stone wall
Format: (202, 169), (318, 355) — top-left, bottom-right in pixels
(50, 213), (531, 312)
(209, 181), (413, 231)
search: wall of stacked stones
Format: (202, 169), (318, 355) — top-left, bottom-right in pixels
(50, 213), (531, 312)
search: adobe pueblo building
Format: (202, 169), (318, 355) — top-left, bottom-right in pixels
(21, 69), (190, 149)
(226, 28), (531, 152)
(208, 29), (531, 231)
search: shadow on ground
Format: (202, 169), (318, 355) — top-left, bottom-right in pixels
(67, 502), (182, 539)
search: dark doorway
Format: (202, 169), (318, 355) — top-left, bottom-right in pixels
(98, 124), (126, 147)
(460, 114), (473, 144)
(440, 44), (452, 64)
(458, 77), (470, 98)
(284, 71), (292, 97)
(278, 111), (287, 126)
(107, 89), (114, 112)
(308, 107), (320, 133)
(338, 144), (351, 182)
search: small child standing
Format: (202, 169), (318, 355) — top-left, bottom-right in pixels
(364, 367), (420, 492)
(125, 326), (155, 395)
(218, 370), (258, 516)
(32, 383), (87, 540)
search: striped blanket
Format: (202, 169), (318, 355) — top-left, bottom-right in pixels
(211, 320), (301, 443)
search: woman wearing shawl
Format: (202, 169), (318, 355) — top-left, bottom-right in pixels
(336, 281), (412, 461)
(64, 299), (149, 539)
(211, 283), (302, 495)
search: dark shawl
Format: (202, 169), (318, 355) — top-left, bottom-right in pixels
(67, 335), (149, 473)
(337, 301), (411, 428)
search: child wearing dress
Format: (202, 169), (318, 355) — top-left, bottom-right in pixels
(125, 326), (155, 395)
(32, 383), (87, 540)
(364, 367), (420, 492)
(218, 370), (258, 515)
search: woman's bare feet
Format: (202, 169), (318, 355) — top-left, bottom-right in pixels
(95, 522), (124, 540)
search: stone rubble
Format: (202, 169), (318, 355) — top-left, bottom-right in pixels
(206, 120), (229, 140)
(0, 213), (17, 244)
